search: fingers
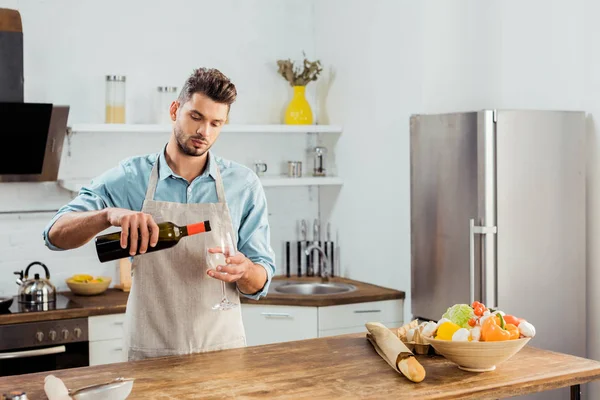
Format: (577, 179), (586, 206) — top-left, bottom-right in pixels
(149, 218), (160, 248)
(225, 252), (245, 264)
(116, 212), (157, 255)
(207, 267), (244, 282)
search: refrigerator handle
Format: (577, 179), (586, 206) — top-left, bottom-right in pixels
(469, 219), (498, 306)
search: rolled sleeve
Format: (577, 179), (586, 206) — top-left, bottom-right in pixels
(236, 180), (276, 300)
(42, 162), (130, 251)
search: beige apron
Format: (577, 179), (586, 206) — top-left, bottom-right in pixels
(124, 157), (246, 361)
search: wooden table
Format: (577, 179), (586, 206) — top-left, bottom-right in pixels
(1, 333), (598, 399)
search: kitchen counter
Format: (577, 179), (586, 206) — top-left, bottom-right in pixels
(1, 333), (599, 399)
(0, 276), (404, 325)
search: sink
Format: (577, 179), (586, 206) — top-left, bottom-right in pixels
(274, 282), (357, 295)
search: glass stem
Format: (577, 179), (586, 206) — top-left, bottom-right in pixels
(221, 281), (227, 301)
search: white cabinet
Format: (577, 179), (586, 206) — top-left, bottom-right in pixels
(241, 304), (318, 346)
(88, 313), (127, 366)
(241, 299), (404, 346)
(318, 300), (404, 338)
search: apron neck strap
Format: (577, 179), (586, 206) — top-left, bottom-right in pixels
(144, 153), (227, 203)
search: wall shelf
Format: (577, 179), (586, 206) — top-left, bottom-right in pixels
(58, 176), (342, 193)
(68, 123), (343, 135)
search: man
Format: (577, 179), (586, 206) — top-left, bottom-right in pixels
(43, 67), (276, 361)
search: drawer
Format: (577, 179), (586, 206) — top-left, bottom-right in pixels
(89, 338), (127, 366)
(88, 313), (126, 342)
(319, 320), (404, 338)
(241, 304), (318, 346)
(318, 300), (403, 331)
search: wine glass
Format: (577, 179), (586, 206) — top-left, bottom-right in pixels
(206, 232), (238, 311)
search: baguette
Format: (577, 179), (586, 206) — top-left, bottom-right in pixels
(366, 322), (426, 383)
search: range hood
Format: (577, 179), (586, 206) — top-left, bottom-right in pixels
(0, 8), (70, 183)
(0, 102), (70, 183)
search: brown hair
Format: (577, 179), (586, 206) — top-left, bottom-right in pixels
(178, 67), (237, 110)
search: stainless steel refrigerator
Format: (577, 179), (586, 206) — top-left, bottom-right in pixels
(410, 110), (587, 400)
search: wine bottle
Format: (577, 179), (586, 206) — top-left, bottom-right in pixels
(95, 220), (212, 263)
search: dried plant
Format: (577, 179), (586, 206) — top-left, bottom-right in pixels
(277, 52), (323, 87)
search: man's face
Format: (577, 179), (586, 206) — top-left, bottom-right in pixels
(170, 92), (228, 157)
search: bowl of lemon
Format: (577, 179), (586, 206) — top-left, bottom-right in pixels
(66, 274), (112, 296)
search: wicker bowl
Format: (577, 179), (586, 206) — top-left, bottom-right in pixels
(66, 277), (112, 296)
(423, 336), (531, 372)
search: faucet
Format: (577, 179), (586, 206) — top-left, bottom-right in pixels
(304, 243), (330, 282)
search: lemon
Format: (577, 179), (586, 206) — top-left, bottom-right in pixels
(435, 321), (461, 340)
(72, 274), (93, 282)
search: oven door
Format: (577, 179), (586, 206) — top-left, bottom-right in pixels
(0, 342), (89, 377)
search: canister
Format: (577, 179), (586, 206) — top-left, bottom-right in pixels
(155, 86), (178, 124)
(105, 75), (126, 124)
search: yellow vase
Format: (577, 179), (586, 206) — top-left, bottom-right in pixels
(284, 86), (313, 125)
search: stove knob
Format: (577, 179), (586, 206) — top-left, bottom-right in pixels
(62, 329), (69, 340)
(36, 331), (44, 342)
(74, 327), (82, 338)
(48, 330), (57, 341)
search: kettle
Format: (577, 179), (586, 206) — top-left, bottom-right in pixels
(14, 261), (56, 305)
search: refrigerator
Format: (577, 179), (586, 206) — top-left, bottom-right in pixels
(410, 110), (587, 400)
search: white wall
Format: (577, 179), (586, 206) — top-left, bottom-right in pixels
(0, 0), (321, 295)
(313, 0), (422, 322)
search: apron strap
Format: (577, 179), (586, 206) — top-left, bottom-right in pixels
(144, 157), (160, 201)
(213, 159), (226, 204)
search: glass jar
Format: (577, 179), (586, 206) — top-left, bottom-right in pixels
(155, 86), (178, 124)
(105, 75), (126, 124)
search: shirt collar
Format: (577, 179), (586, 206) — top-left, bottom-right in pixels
(157, 146), (218, 181)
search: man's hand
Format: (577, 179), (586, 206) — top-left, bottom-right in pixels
(105, 208), (160, 255)
(206, 248), (267, 295)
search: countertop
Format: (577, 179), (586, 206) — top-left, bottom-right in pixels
(0, 276), (404, 325)
(1, 333), (599, 399)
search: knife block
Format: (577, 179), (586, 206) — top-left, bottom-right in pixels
(114, 258), (132, 292)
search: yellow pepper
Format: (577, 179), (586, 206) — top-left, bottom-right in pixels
(480, 315), (511, 341)
(505, 323), (520, 340)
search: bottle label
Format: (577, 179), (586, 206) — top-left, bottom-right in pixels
(187, 221), (211, 235)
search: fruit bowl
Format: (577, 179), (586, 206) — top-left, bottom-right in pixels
(422, 336), (531, 372)
(66, 275), (112, 296)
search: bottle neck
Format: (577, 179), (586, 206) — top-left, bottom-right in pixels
(184, 220), (211, 236)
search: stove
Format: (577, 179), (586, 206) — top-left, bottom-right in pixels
(1, 294), (81, 314)
(0, 295), (89, 377)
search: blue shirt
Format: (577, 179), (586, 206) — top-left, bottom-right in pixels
(42, 147), (276, 300)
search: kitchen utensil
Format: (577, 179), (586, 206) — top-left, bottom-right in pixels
(66, 276), (112, 296)
(287, 161), (302, 178)
(1, 391), (28, 400)
(0, 8), (23, 102)
(14, 261), (56, 305)
(313, 218), (320, 276)
(253, 161), (268, 177)
(326, 222), (334, 277)
(44, 375), (135, 400)
(0, 295), (13, 312)
(311, 146), (328, 177)
(285, 241), (291, 278)
(422, 336), (531, 372)
(303, 219), (311, 276)
(298, 220), (306, 277)
(115, 258), (132, 292)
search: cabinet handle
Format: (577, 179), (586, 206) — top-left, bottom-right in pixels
(114, 347), (123, 351)
(353, 310), (381, 314)
(261, 312), (292, 318)
(114, 321), (124, 326)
